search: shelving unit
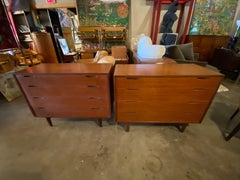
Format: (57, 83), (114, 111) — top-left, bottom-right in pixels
(12, 10), (36, 48)
(149, 0), (195, 44)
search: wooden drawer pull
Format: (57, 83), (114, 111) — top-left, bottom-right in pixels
(88, 97), (101, 100)
(85, 75), (96, 78)
(126, 100), (135, 103)
(197, 77), (209, 80)
(28, 85), (37, 87)
(87, 85), (98, 88)
(91, 107), (100, 110)
(127, 88), (138, 91)
(194, 88), (205, 91)
(124, 112), (136, 114)
(126, 77), (139, 80)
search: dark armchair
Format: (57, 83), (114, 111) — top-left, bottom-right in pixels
(210, 48), (240, 72)
(165, 42), (208, 67)
(210, 48), (240, 83)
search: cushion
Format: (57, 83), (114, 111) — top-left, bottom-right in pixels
(177, 42), (195, 61)
(166, 45), (185, 60)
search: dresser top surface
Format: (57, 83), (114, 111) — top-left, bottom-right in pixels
(114, 64), (223, 77)
(15, 63), (113, 75)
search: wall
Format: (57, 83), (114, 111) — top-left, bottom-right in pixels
(33, 0), (238, 43)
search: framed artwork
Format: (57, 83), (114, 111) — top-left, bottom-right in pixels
(189, 0), (238, 35)
(77, 0), (129, 27)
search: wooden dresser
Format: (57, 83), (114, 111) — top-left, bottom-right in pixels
(14, 63), (113, 126)
(114, 64), (223, 131)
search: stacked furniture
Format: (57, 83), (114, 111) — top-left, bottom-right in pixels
(14, 63), (113, 126)
(114, 64), (223, 131)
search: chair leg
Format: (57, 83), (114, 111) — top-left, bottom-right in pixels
(223, 108), (239, 141)
(224, 122), (240, 141)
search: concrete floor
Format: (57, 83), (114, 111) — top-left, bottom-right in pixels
(0, 76), (240, 180)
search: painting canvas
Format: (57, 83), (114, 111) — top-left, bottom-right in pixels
(189, 0), (238, 35)
(77, 0), (129, 27)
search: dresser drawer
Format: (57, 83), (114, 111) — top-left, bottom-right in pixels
(117, 100), (208, 113)
(28, 96), (110, 107)
(115, 87), (217, 101)
(116, 110), (204, 123)
(115, 77), (221, 89)
(34, 106), (111, 118)
(16, 75), (109, 87)
(20, 84), (109, 97)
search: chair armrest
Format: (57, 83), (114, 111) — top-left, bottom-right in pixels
(174, 59), (208, 67)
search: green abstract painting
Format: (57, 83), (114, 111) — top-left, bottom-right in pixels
(189, 0), (238, 35)
(77, 0), (129, 27)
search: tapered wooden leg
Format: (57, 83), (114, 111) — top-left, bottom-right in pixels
(176, 124), (188, 132)
(125, 123), (130, 132)
(97, 118), (102, 127)
(46, 117), (53, 127)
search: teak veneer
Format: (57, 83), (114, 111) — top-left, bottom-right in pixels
(114, 64), (223, 131)
(14, 63), (113, 127)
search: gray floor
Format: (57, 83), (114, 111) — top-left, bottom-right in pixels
(0, 75), (240, 180)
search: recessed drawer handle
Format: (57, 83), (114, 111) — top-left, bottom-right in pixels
(197, 77), (209, 80)
(188, 102), (199, 105)
(89, 97), (101, 100)
(87, 85), (98, 88)
(125, 112), (136, 114)
(126, 100), (135, 103)
(194, 88), (205, 91)
(38, 107), (45, 110)
(126, 77), (139, 80)
(127, 88), (138, 91)
(28, 85), (37, 87)
(86, 75), (96, 78)
(23, 75), (32, 78)
(91, 107), (100, 110)
(33, 96), (41, 99)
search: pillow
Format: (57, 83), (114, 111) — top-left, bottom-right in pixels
(177, 42), (195, 61)
(166, 45), (185, 60)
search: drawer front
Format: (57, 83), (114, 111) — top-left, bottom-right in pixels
(16, 74), (109, 87)
(20, 84), (109, 97)
(115, 87), (217, 102)
(115, 77), (221, 89)
(116, 110), (204, 123)
(33, 105), (111, 118)
(28, 96), (110, 107)
(117, 100), (208, 113)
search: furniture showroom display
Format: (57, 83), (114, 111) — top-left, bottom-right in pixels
(14, 63), (113, 126)
(114, 64), (223, 131)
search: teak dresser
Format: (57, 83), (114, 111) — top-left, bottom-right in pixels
(114, 64), (223, 131)
(14, 63), (113, 126)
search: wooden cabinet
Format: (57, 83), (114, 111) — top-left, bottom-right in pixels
(185, 35), (230, 62)
(14, 63), (113, 126)
(114, 64), (223, 131)
(31, 32), (59, 63)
